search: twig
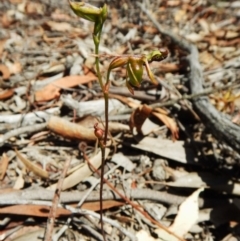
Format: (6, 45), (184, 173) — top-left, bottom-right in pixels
(0, 107), (59, 124)
(0, 123), (47, 147)
(0, 188), (188, 206)
(43, 158), (71, 241)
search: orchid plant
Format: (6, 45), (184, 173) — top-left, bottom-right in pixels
(68, 1), (168, 240)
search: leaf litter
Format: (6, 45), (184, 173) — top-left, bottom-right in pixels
(0, 0), (240, 241)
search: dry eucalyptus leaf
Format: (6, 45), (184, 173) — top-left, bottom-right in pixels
(165, 171), (240, 196)
(129, 104), (152, 134)
(155, 188), (204, 239)
(35, 74), (97, 102)
(47, 116), (96, 142)
(132, 137), (195, 164)
(169, 187), (204, 236)
(15, 149), (49, 179)
(152, 110), (179, 140)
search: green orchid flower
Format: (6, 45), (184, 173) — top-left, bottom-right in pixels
(107, 49), (168, 94)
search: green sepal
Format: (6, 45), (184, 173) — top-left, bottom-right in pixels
(69, 1), (102, 22)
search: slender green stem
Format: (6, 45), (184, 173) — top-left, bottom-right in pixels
(93, 29), (109, 241)
(94, 41), (104, 90)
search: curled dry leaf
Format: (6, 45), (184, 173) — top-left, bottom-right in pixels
(152, 108), (179, 141)
(47, 116), (96, 142)
(35, 74), (97, 102)
(129, 104), (179, 139)
(129, 104), (152, 134)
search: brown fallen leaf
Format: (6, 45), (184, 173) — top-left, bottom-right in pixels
(0, 204), (70, 218)
(14, 149), (49, 179)
(81, 200), (124, 211)
(129, 104), (152, 134)
(0, 88), (14, 100)
(152, 108), (179, 141)
(35, 74), (97, 102)
(47, 116), (97, 142)
(128, 103), (178, 139)
(0, 200), (124, 218)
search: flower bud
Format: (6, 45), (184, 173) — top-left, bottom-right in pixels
(94, 123), (104, 140)
(69, 1), (105, 23)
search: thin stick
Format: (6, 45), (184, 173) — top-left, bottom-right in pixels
(43, 158), (71, 241)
